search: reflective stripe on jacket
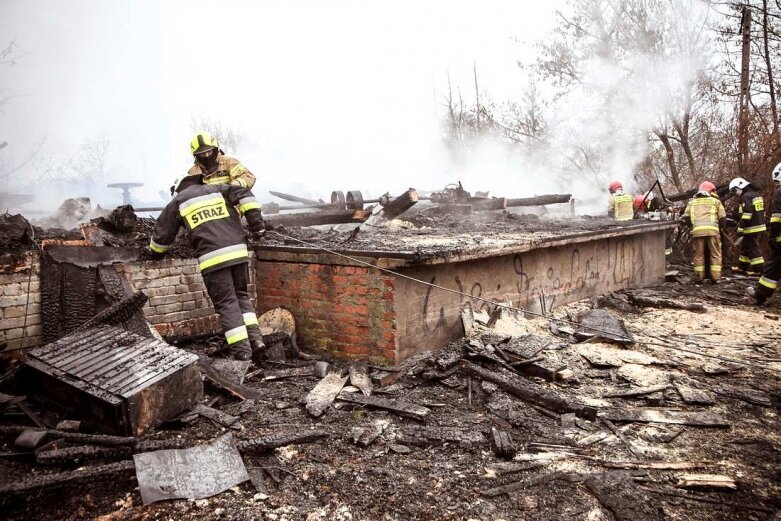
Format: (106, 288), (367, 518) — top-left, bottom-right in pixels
(770, 186), (781, 243)
(736, 189), (766, 235)
(683, 194), (726, 237)
(150, 184), (263, 274)
(610, 194), (634, 221)
(187, 153), (256, 189)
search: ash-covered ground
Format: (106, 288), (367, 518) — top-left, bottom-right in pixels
(1, 265), (779, 521)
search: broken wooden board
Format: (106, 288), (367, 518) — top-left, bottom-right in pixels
(14, 429), (47, 450)
(627, 294), (707, 313)
(578, 344), (663, 368)
(600, 409), (729, 427)
(461, 307), (476, 337)
(494, 334), (557, 360)
(487, 461), (545, 476)
(210, 359), (251, 385)
(352, 420), (389, 448)
(0, 460), (136, 497)
(714, 385), (772, 407)
(198, 359), (262, 401)
(596, 460), (707, 470)
(616, 364), (669, 387)
(349, 363), (372, 396)
(378, 188), (418, 220)
(603, 384), (670, 399)
(193, 404), (241, 430)
(675, 474), (737, 490)
(490, 427), (516, 459)
(460, 361), (597, 420)
(577, 431), (612, 447)
(262, 366), (313, 381)
(370, 369), (403, 388)
(575, 309), (634, 344)
(305, 373), (348, 417)
(337, 393), (430, 421)
(396, 426), (484, 447)
(266, 209), (370, 228)
(673, 382), (716, 405)
(516, 351), (568, 382)
(585, 472), (664, 520)
(0, 392), (25, 410)
(482, 471), (569, 497)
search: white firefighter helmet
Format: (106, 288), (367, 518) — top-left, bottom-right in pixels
(773, 162), (781, 183)
(728, 177), (750, 193)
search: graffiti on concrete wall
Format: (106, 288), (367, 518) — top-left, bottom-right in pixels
(417, 235), (658, 333)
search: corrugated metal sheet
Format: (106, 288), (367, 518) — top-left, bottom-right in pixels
(26, 324), (203, 435)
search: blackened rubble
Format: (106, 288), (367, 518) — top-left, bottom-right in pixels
(1, 274), (779, 520)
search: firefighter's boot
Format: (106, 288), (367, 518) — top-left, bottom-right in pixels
(232, 339), (253, 361)
(248, 325), (266, 357)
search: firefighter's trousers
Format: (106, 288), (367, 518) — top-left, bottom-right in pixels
(692, 235), (722, 281)
(738, 234), (765, 273)
(202, 262), (263, 356)
(756, 247), (781, 301)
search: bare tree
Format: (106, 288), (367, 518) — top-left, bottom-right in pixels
(189, 115), (247, 155)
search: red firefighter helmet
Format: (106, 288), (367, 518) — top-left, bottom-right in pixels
(698, 181), (716, 193)
(608, 181), (623, 193)
(633, 194), (646, 210)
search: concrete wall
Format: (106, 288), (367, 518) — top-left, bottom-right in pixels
(254, 262), (396, 363)
(393, 230), (667, 359)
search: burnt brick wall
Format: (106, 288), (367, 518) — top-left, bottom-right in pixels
(1, 253), (257, 352)
(115, 258), (256, 338)
(0, 253), (42, 351)
(255, 261), (397, 364)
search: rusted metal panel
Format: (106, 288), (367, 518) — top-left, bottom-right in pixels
(25, 325), (202, 436)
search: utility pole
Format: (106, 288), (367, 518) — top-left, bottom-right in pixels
(738, 6), (751, 176)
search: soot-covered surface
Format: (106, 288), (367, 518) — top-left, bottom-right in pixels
(1, 269), (779, 520)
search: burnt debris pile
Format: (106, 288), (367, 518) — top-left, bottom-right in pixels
(0, 278), (779, 519)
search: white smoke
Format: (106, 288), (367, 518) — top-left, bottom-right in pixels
(0, 0), (712, 219)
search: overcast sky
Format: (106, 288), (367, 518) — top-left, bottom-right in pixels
(0, 1), (561, 206)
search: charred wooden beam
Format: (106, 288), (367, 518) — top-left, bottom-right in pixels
(198, 359), (263, 401)
(337, 393), (430, 421)
(236, 430), (330, 452)
(506, 194), (572, 207)
(74, 291), (149, 332)
(470, 197), (508, 211)
(460, 361), (597, 420)
(0, 426), (137, 447)
(379, 188), (419, 220)
(0, 460), (136, 497)
(265, 209), (370, 228)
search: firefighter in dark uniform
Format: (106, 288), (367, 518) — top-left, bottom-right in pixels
(729, 177), (766, 275)
(150, 175), (265, 360)
(188, 131), (256, 189)
(748, 162), (781, 304)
